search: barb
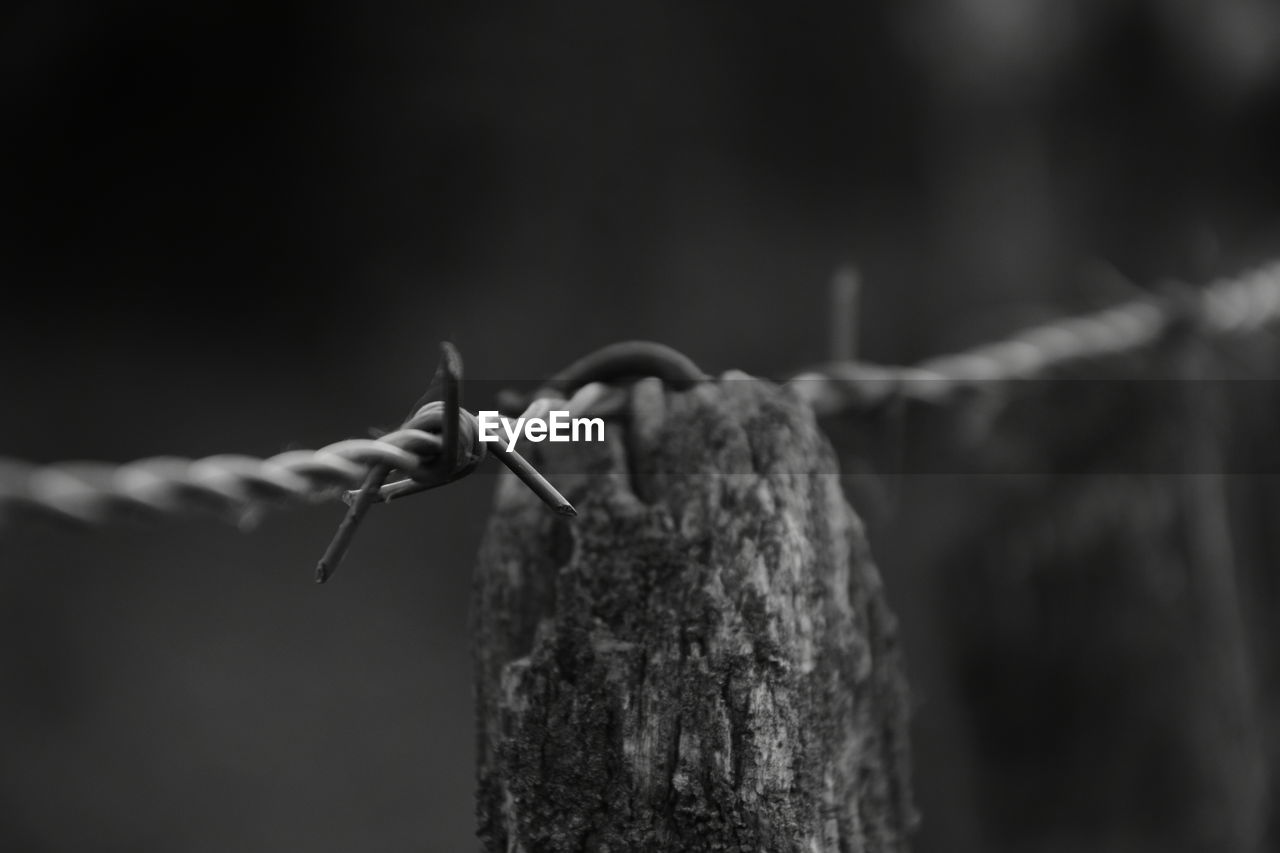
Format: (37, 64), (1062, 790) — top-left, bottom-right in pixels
(830, 266), (861, 363)
(315, 343), (470, 584)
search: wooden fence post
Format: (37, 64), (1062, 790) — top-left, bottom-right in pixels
(1219, 331), (1280, 848)
(874, 336), (1267, 853)
(472, 377), (914, 852)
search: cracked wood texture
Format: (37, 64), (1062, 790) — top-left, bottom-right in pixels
(473, 376), (914, 853)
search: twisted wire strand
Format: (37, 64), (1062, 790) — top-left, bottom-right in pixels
(5, 260), (1280, 529)
(0, 402), (482, 528)
(788, 259), (1280, 416)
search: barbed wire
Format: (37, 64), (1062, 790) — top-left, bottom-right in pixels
(3, 259), (1280, 539)
(0, 409), (454, 529)
(787, 259), (1280, 415)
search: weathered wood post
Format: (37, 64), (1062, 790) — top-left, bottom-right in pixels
(473, 377), (914, 852)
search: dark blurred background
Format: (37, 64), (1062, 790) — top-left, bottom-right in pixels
(2, 2), (1280, 851)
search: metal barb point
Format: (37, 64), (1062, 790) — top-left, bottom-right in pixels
(438, 341), (463, 476)
(491, 444), (577, 517)
(316, 341), (578, 584)
(315, 344), (463, 584)
(315, 465), (389, 583)
(830, 266), (860, 363)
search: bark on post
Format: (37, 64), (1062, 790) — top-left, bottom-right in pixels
(472, 377), (914, 852)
